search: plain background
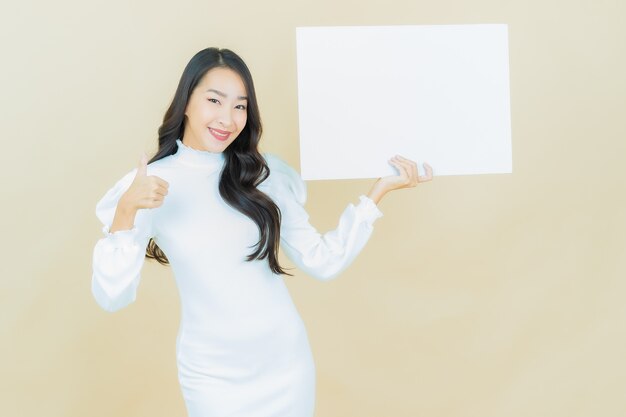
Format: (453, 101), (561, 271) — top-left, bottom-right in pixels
(1, 0), (625, 416)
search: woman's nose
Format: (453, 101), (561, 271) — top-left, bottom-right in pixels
(218, 107), (234, 128)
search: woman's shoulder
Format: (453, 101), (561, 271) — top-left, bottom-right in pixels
(147, 154), (178, 175)
(262, 153), (307, 205)
(100, 155), (177, 197)
(263, 153), (298, 177)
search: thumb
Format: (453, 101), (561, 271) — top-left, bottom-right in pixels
(136, 153), (148, 177)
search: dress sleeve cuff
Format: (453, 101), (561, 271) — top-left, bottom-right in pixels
(357, 195), (384, 224)
(101, 225), (140, 248)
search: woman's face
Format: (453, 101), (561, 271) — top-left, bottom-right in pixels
(182, 67), (248, 153)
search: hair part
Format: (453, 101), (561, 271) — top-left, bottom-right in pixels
(146, 47), (288, 275)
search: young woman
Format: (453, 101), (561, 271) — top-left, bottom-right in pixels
(92, 47), (432, 417)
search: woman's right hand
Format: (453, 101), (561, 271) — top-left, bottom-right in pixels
(110, 155), (169, 233)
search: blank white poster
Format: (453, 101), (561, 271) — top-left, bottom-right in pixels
(295, 24), (512, 180)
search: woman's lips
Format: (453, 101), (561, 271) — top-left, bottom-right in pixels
(208, 127), (231, 142)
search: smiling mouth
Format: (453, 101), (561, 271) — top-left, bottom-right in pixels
(208, 127), (231, 142)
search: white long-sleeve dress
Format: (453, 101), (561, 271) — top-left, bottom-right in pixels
(92, 139), (383, 417)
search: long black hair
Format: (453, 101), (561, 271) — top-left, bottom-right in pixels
(146, 47), (287, 275)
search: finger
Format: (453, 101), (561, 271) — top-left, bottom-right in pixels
(395, 155), (413, 163)
(389, 157), (407, 176)
(396, 156), (419, 181)
(147, 182), (168, 197)
(144, 195), (165, 208)
(136, 153), (148, 177)
(152, 176), (170, 189)
(148, 176), (169, 192)
(153, 186), (169, 197)
(418, 163), (434, 182)
(395, 156), (414, 177)
(389, 157), (410, 181)
(409, 160), (418, 184)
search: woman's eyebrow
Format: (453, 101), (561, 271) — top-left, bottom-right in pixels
(206, 88), (248, 101)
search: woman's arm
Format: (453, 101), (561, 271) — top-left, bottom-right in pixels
(279, 195), (383, 280)
(92, 156), (168, 312)
(263, 154), (432, 280)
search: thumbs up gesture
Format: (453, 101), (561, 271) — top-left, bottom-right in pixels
(109, 154), (169, 233)
(110, 154), (169, 233)
(121, 154), (170, 211)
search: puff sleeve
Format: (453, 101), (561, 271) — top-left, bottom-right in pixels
(91, 170), (154, 312)
(261, 154), (383, 280)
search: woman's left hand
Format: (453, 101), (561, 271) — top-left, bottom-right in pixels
(367, 155), (433, 204)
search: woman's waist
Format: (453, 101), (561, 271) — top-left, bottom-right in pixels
(176, 273), (296, 317)
(176, 309), (309, 369)
(179, 299), (304, 339)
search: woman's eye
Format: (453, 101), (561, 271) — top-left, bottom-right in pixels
(208, 98), (220, 104)
(235, 104), (247, 110)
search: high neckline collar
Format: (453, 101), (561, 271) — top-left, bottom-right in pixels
(174, 139), (225, 170)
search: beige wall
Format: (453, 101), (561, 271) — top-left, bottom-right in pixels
(2, 0), (625, 416)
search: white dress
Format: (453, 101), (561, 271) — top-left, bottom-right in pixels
(92, 140), (383, 417)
